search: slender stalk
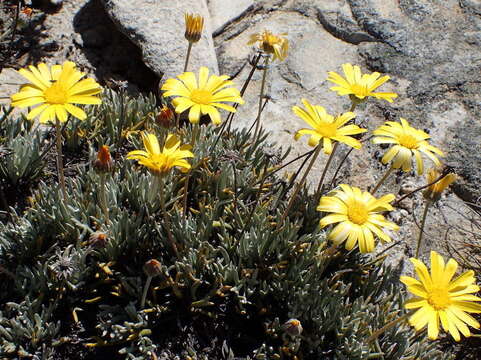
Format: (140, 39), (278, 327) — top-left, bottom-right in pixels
(277, 144), (323, 229)
(315, 143), (338, 196)
(183, 123), (199, 217)
(55, 119), (67, 200)
(415, 201), (431, 258)
(253, 56), (270, 142)
(158, 176), (179, 257)
(99, 174), (109, 224)
(184, 42), (193, 72)
(367, 313), (411, 343)
(371, 165), (394, 195)
(140, 276), (152, 309)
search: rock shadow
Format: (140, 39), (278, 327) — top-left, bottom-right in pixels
(73, 0), (159, 93)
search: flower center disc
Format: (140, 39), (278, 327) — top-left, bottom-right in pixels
(347, 201), (369, 225)
(350, 84), (368, 97)
(398, 134), (419, 149)
(318, 123), (337, 138)
(191, 89), (213, 105)
(44, 82), (68, 104)
(427, 287), (451, 310)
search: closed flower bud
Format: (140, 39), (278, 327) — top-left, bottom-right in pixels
(156, 105), (174, 128)
(423, 167), (456, 202)
(282, 318), (303, 337)
(184, 13), (204, 43)
(143, 259), (162, 277)
(93, 145), (114, 173)
(88, 231), (108, 248)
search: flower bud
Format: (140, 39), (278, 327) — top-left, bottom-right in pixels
(93, 145), (114, 173)
(282, 318), (303, 337)
(143, 259), (162, 277)
(88, 231), (108, 248)
(156, 105), (174, 128)
(184, 13), (204, 43)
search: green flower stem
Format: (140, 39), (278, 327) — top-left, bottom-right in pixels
(315, 143), (338, 197)
(253, 56), (270, 142)
(55, 119), (67, 200)
(184, 42), (193, 72)
(182, 123), (199, 218)
(158, 176), (179, 258)
(367, 312), (412, 343)
(415, 201), (431, 258)
(371, 165), (394, 195)
(140, 275), (152, 309)
(99, 173), (109, 225)
(277, 144), (323, 229)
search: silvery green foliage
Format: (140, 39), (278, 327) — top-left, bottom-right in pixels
(0, 92), (455, 359)
(0, 107), (47, 187)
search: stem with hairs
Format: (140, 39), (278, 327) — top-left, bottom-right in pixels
(415, 201), (431, 258)
(253, 56), (270, 142)
(184, 42), (193, 72)
(55, 119), (67, 200)
(158, 176), (179, 257)
(371, 165), (395, 195)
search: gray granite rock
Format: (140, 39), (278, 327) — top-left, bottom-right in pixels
(207, 0), (255, 36)
(100, 0), (219, 80)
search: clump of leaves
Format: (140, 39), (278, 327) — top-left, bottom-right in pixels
(0, 91), (454, 359)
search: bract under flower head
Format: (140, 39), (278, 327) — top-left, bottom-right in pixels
(372, 118), (444, 175)
(161, 67), (244, 125)
(327, 63), (397, 103)
(11, 61), (102, 124)
(401, 251), (481, 341)
(247, 30), (289, 61)
(317, 184), (399, 253)
(127, 132), (194, 176)
(293, 99), (366, 154)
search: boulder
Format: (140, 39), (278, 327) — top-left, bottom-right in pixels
(101, 0), (219, 80)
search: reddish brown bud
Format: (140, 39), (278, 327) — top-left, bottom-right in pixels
(156, 105), (174, 128)
(282, 319), (303, 337)
(143, 259), (162, 277)
(93, 145), (114, 173)
(88, 231), (108, 248)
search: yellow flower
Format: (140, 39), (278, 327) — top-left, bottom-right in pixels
(247, 30), (289, 62)
(293, 99), (366, 154)
(184, 13), (204, 43)
(161, 67), (244, 125)
(11, 61), (102, 124)
(372, 118), (443, 175)
(317, 184), (399, 253)
(401, 251), (481, 341)
(327, 63), (397, 103)
(127, 132), (194, 175)
(423, 167), (457, 202)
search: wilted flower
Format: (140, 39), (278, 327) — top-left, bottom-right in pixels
(293, 99), (366, 154)
(127, 132), (193, 175)
(248, 30), (289, 61)
(143, 259), (162, 277)
(161, 67), (244, 125)
(282, 319), (303, 337)
(11, 61), (102, 124)
(423, 167), (456, 202)
(401, 251), (481, 341)
(184, 13), (204, 43)
(93, 145), (114, 173)
(372, 118), (443, 175)
(317, 184), (399, 253)
(327, 63), (397, 103)
(156, 105), (175, 128)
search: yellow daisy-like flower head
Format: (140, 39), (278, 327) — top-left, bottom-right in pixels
(127, 132), (194, 176)
(161, 67), (244, 125)
(327, 63), (398, 103)
(247, 30), (288, 62)
(10, 61), (102, 124)
(293, 99), (367, 154)
(423, 167), (457, 202)
(317, 184), (399, 253)
(372, 118), (444, 175)
(184, 13), (204, 43)
(401, 251), (481, 341)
